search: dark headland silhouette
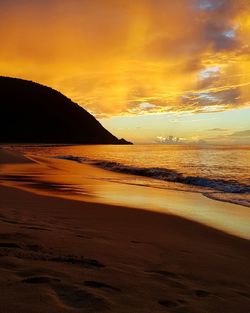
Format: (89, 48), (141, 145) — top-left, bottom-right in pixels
(0, 76), (132, 144)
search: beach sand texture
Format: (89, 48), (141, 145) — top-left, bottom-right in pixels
(0, 149), (250, 313)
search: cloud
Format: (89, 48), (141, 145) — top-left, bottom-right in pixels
(156, 135), (181, 144)
(0, 0), (249, 117)
(200, 128), (250, 145)
(208, 128), (229, 131)
(230, 130), (250, 137)
(139, 102), (157, 110)
(196, 0), (227, 11)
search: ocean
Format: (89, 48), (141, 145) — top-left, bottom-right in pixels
(9, 144), (250, 208)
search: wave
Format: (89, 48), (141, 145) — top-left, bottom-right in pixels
(56, 155), (87, 163)
(204, 192), (250, 208)
(55, 155), (250, 194)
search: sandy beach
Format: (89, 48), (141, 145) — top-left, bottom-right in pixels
(0, 148), (250, 313)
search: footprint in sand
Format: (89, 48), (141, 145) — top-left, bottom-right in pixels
(148, 269), (186, 289)
(20, 275), (109, 310)
(76, 234), (92, 239)
(50, 255), (105, 268)
(21, 226), (51, 231)
(195, 289), (211, 297)
(84, 280), (120, 292)
(158, 299), (187, 309)
(0, 242), (21, 248)
(0, 233), (31, 240)
(149, 269), (179, 279)
(25, 244), (43, 252)
(22, 276), (61, 284)
(237, 291), (250, 298)
(52, 284), (109, 311)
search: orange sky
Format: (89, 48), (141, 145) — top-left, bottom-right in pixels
(1, 0), (250, 143)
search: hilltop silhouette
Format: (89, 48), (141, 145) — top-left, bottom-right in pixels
(0, 77), (132, 144)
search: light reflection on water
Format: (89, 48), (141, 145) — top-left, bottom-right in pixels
(7, 144), (250, 207)
(1, 154), (250, 240)
(9, 144), (250, 183)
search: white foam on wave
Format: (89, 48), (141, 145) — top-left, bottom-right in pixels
(55, 155), (250, 195)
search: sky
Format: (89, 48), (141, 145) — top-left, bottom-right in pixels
(1, 0), (250, 144)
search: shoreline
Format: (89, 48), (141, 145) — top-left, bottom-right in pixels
(3, 144), (250, 209)
(0, 148), (250, 312)
(1, 148), (250, 240)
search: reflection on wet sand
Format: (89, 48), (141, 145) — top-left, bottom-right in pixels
(1, 149), (250, 313)
(1, 155), (250, 240)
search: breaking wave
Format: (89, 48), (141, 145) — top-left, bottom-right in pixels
(56, 155), (250, 194)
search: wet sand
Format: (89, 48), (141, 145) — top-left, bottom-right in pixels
(0, 149), (250, 312)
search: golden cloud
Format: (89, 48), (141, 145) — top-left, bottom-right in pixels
(0, 0), (249, 117)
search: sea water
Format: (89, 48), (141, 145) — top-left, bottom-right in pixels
(10, 144), (250, 208)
